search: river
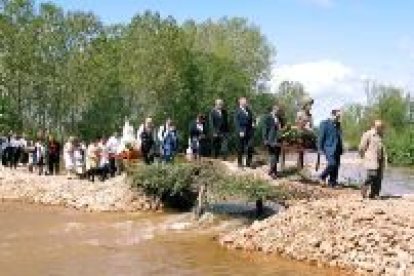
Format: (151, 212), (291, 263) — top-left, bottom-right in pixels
(0, 202), (340, 276)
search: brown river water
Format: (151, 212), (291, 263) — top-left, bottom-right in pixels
(0, 202), (341, 276)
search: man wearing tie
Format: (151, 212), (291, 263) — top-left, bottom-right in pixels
(235, 97), (255, 168)
(209, 99), (229, 159)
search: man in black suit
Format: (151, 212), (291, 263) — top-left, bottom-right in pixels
(209, 99), (229, 159)
(262, 104), (281, 179)
(235, 97), (255, 168)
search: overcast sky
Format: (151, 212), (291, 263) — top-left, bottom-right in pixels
(37, 0), (414, 122)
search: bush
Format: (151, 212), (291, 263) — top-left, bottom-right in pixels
(386, 128), (414, 166)
(128, 162), (201, 210)
(127, 161), (290, 211)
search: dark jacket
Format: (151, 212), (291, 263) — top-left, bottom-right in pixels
(189, 120), (208, 140)
(318, 119), (343, 156)
(209, 108), (229, 136)
(262, 113), (280, 147)
(140, 128), (155, 153)
(234, 107), (254, 137)
(189, 120), (209, 156)
(47, 140), (61, 158)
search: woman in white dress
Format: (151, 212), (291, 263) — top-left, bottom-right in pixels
(63, 136), (75, 179)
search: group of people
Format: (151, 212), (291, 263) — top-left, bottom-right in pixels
(0, 133), (61, 175)
(0, 96), (387, 199)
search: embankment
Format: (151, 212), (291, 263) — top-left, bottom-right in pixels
(0, 169), (161, 212)
(220, 195), (414, 275)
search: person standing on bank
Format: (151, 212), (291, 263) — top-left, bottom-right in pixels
(189, 114), (209, 160)
(318, 109), (343, 187)
(140, 117), (156, 165)
(209, 99), (229, 160)
(262, 104), (282, 179)
(358, 120), (387, 199)
(161, 121), (179, 163)
(235, 97), (255, 168)
(296, 97), (314, 168)
(63, 136), (75, 179)
(106, 132), (120, 177)
(47, 135), (61, 175)
(10, 133), (20, 169)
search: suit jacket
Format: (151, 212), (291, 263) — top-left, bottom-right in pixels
(234, 107), (254, 137)
(189, 121), (208, 140)
(209, 108), (229, 136)
(262, 113), (280, 147)
(318, 119), (343, 156)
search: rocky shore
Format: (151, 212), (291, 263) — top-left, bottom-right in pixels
(220, 195), (414, 275)
(0, 169), (161, 212)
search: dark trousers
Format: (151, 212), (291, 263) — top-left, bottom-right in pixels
(211, 136), (221, 158)
(108, 157), (116, 177)
(11, 147), (21, 169)
(37, 157), (45, 175)
(212, 136), (227, 159)
(142, 149), (153, 165)
(268, 146), (281, 175)
(364, 168), (383, 198)
(87, 168), (97, 182)
(320, 153), (341, 186)
(2, 147), (11, 167)
(48, 154), (60, 175)
(98, 165), (109, 181)
(237, 135), (253, 167)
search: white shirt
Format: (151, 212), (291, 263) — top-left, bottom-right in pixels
(196, 123), (204, 132)
(35, 142), (46, 158)
(136, 124), (145, 144)
(16, 138), (27, 149)
(99, 142), (109, 166)
(10, 138), (20, 148)
(106, 136), (120, 154)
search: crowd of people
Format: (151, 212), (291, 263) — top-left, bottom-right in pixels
(0, 96), (387, 198)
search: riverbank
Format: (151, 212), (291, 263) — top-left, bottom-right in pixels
(0, 169), (161, 212)
(220, 194), (414, 275)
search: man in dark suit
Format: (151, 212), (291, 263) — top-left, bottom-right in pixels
(235, 97), (255, 168)
(209, 99), (229, 159)
(262, 104), (281, 179)
(189, 114), (209, 159)
(318, 109), (343, 187)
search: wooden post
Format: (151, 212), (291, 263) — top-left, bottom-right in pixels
(195, 182), (207, 218)
(281, 147), (286, 171)
(256, 198), (264, 218)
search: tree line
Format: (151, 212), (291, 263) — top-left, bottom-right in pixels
(1, 0), (281, 139)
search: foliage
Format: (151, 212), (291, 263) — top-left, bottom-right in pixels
(279, 126), (317, 149)
(1, 0), (274, 144)
(341, 84), (413, 166)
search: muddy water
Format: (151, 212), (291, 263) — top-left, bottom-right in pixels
(0, 202), (339, 276)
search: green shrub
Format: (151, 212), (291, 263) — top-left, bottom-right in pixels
(386, 128), (414, 166)
(127, 161), (290, 211)
(128, 162), (201, 210)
